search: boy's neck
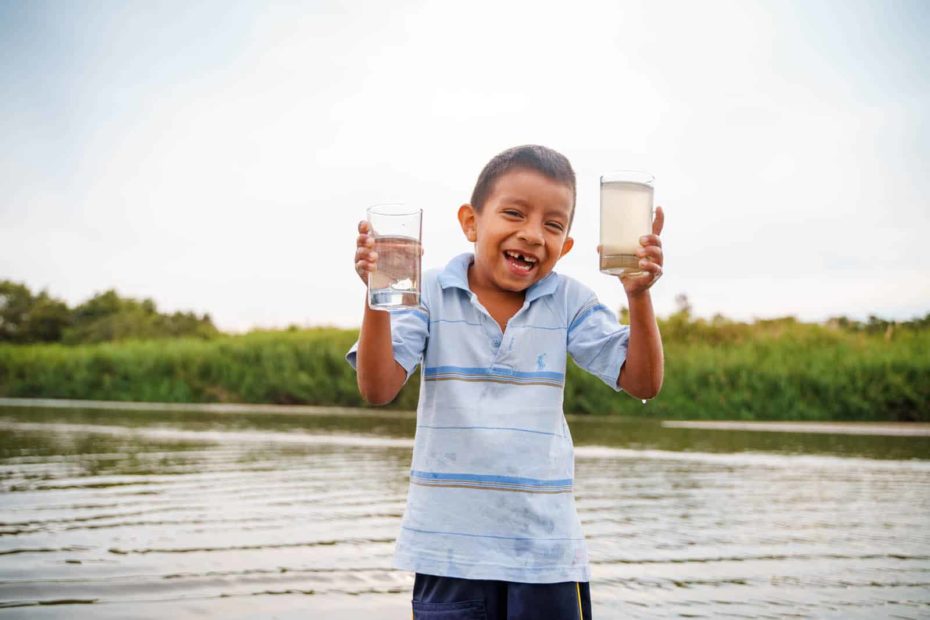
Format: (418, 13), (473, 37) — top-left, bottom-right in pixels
(467, 264), (526, 332)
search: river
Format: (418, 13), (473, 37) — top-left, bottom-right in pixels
(1, 401), (928, 618)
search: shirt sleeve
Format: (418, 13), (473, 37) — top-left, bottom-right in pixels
(345, 306), (430, 383)
(566, 296), (630, 391)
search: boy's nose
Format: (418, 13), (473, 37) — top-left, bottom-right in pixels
(517, 223), (544, 245)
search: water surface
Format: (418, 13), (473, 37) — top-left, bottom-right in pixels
(1, 402), (928, 618)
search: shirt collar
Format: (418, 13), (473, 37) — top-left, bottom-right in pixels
(437, 253), (473, 292)
(438, 253), (560, 302)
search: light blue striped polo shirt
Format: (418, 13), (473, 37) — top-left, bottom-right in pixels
(347, 252), (630, 583)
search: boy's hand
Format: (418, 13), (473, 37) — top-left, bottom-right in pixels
(621, 206), (664, 297)
(355, 220), (377, 286)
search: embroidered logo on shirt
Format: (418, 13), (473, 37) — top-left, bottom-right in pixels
(536, 353), (547, 371)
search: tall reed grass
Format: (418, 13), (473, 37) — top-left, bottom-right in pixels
(1, 324), (927, 421)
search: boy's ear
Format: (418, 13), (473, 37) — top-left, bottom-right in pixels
(559, 236), (574, 258)
(458, 204), (478, 242)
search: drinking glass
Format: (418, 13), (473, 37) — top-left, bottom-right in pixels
(599, 171), (654, 277)
(366, 204), (422, 310)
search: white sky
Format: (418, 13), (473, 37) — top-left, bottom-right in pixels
(1, 0), (928, 330)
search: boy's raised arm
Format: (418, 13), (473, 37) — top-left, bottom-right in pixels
(355, 220), (407, 405)
(618, 207), (665, 399)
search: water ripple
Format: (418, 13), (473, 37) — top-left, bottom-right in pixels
(1, 409), (929, 618)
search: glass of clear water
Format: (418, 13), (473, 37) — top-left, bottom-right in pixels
(599, 171), (654, 277)
(367, 204), (422, 310)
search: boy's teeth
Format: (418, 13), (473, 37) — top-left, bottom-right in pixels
(505, 250), (537, 263)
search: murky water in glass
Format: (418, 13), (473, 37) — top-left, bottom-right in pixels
(1, 403), (928, 618)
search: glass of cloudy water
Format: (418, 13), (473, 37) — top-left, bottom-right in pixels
(599, 171), (654, 277)
(367, 204), (422, 310)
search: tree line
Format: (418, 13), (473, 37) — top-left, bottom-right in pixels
(2, 279), (928, 347)
(0, 280), (218, 344)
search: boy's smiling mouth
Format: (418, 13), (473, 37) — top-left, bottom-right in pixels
(504, 249), (539, 274)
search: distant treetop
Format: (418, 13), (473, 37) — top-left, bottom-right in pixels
(0, 280), (218, 344)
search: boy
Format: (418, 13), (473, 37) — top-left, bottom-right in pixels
(348, 145), (664, 619)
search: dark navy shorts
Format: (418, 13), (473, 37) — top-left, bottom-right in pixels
(412, 573), (592, 619)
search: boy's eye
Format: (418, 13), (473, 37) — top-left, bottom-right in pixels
(502, 209), (522, 218)
(547, 222), (565, 232)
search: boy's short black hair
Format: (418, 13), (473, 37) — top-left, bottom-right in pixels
(470, 145), (577, 228)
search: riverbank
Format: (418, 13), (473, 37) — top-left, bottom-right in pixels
(4, 397), (930, 437)
(1, 326), (927, 421)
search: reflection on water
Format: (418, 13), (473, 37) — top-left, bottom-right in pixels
(0, 404), (928, 619)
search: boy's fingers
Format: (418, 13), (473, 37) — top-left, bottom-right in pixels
(357, 234), (374, 247)
(356, 255), (378, 272)
(621, 257), (664, 287)
(358, 220), (370, 234)
(355, 248), (379, 270)
(646, 266), (663, 286)
(639, 234), (662, 248)
(653, 206), (665, 236)
(640, 258), (662, 276)
(626, 260), (663, 286)
(636, 245), (663, 263)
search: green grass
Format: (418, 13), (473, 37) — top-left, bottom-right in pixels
(567, 325), (929, 420)
(1, 322), (927, 421)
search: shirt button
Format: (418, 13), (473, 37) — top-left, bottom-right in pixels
(491, 339), (501, 348)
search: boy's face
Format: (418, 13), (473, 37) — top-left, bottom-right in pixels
(458, 168), (574, 294)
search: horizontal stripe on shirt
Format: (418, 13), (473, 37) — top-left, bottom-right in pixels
(389, 308), (429, 325)
(401, 525), (585, 542)
(568, 302), (610, 336)
(417, 424), (563, 437)
(424, 365), (565, 388)
(430, 318), (566, 331)
(410, 470), (574, 494)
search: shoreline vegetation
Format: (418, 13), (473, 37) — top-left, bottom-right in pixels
(1, 281), (928, 421)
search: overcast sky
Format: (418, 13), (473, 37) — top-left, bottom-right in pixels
(1, 0), (928, 331)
